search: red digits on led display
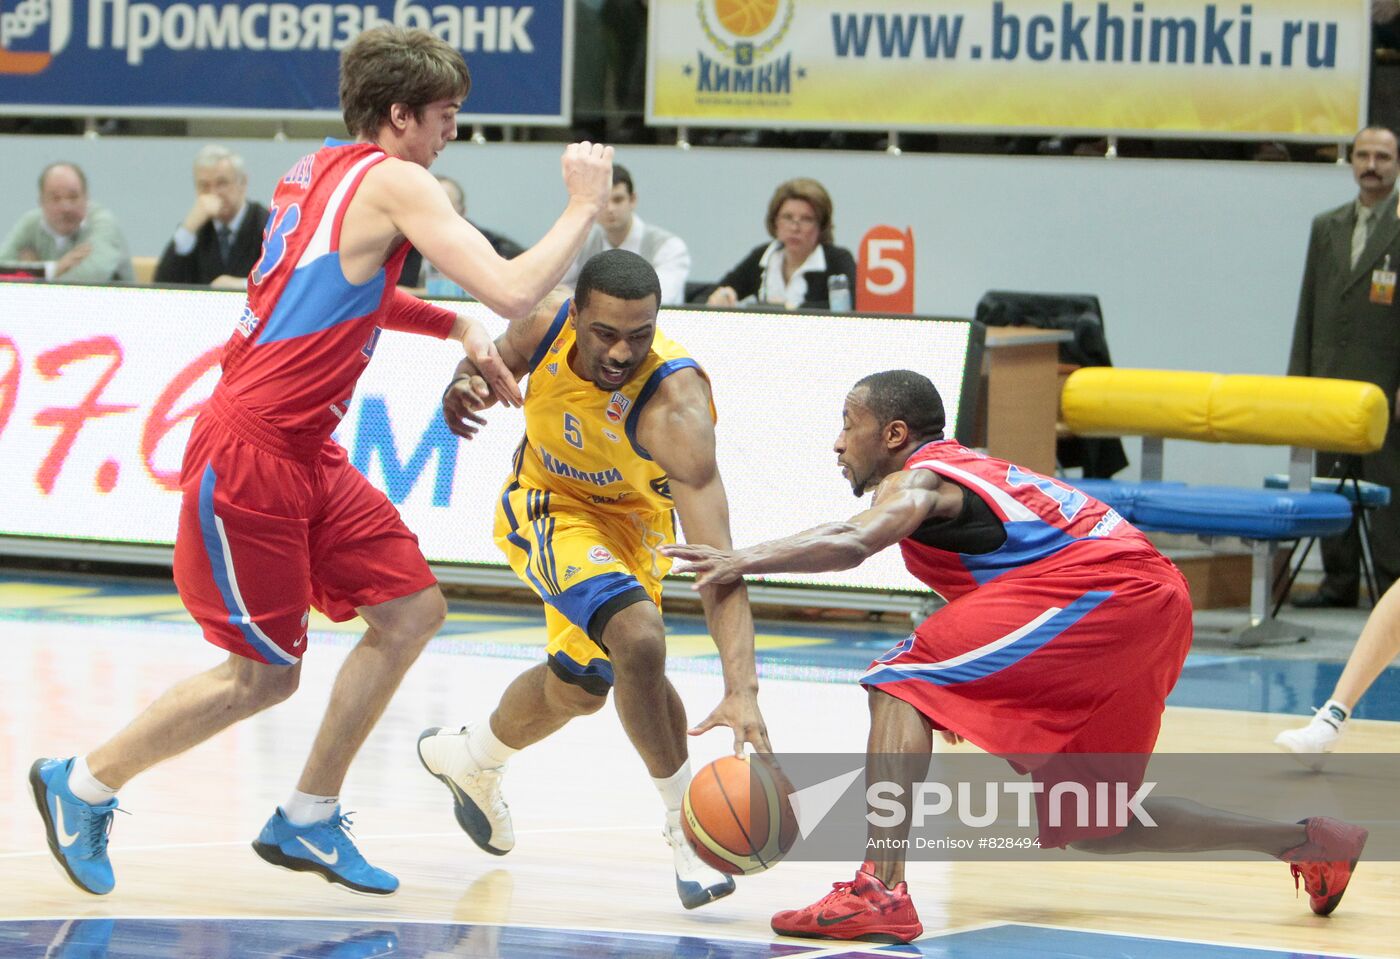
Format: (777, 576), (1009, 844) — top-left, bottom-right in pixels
(0, 337), (19, 441)
(32, 337), (138, 494)
(142, 347), (220, 491)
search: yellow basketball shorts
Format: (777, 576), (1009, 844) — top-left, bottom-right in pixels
(494, 484), (675, 693)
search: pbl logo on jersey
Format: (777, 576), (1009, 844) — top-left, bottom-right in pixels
(0, 0), (71, 75)
(606, 391), (631, 423)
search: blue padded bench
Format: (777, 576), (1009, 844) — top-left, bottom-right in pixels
(1061, 369), (1388, 647)
(1074, 479), (1351, 538)
(1262, 474), (1393, 609)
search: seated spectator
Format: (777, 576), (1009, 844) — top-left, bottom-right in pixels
(706, 177), (855, 310)
(402, 175), (524, 291)
(562, 163), (690, 304)
(155, 145), (269, 287)
(0, 162), (134, 283)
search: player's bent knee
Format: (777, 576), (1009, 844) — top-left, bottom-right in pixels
(594, 592), (666, 678)
(362, 586), (447, 649)
(546, 675), (609, 715)
(228, 657), (301, 711)
(605, 628), (667, 678)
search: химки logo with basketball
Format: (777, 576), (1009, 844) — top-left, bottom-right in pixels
(0, 0), (71, 74)
(687, 0), (800, 100)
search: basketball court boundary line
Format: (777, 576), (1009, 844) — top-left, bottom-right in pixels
(0, 912), (877, 954)
(0, 912), (1377, 958)
(1009, 918), (1386, 959)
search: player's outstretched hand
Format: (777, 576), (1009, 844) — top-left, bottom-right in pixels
(441, 370), (494, 440)
(659, 543), (745, 589)
(690, 689), (772, 756)
(464, 321), (523, 409)
(561, 141), (614, 212)
(939, 729), (965, 746)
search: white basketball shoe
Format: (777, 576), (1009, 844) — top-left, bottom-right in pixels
(1275, 703), (1348, 770)
(416, 725), (515, 855)
(665, 812), (736, 910)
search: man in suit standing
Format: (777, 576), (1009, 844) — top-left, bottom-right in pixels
(1289, 125), (1400, 607)
(0, 162), (134, 283)
(155, 145), (269, 287)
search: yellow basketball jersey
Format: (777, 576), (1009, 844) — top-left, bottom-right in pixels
(510, 301), (713, 516)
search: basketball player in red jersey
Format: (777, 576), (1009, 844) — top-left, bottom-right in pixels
(664, 370), (1369, 944)
(29, 26), (612, 898)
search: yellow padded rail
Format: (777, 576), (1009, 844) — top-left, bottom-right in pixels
(1061, 368), (1388, 454)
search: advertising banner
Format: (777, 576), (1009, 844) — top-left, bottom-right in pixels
(647, 0), (1369, 139)
(0, 0), (571, 122)
(0, 281), (982, 596)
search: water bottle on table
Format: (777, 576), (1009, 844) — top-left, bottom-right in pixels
(828, 274), (852, 312)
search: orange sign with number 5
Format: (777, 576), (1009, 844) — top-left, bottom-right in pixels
(857, 226), (915, 314)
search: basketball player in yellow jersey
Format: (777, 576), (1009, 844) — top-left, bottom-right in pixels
(418, 249), (770, 909)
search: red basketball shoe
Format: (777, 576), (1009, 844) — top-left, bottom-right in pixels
(1278, 817), (1369, 916)
(771, 861), (923, 944)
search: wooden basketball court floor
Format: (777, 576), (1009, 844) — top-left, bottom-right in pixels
(1, 570), (1398, 958)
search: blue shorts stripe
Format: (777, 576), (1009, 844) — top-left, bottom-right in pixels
(196, 464), (296, 666)
(502, 481), (557, 598)
(863, 590), (1112, 688)
(543, 515), (561, 594)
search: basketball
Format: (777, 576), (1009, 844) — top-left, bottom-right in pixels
(713, 0), (780, 38)
(682, 755), (797, 875)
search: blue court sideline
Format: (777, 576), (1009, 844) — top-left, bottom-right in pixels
(2, 570), (1399, 722)
(0, 918), (1372, 959)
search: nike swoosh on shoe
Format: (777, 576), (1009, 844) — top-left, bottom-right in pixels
(295, 836), (339, 865)
(815, 911), (863, 927)
(54, 800), (81, 847)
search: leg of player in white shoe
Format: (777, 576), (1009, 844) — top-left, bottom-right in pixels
(1275, 579), (1400, 763)
(601, 602), (734, 908)
(418, 663), (604, 855)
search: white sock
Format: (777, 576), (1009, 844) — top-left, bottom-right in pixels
(1320, 699), (1351, 726)
(468, 720), (518, 769)
(282, 790), (339, 826)
(653, 760), (692, 819)
(68, 756), (118, 806)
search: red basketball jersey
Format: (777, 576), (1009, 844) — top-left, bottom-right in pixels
(898, 441), (1158, 600)
(219, 140), (455, 439)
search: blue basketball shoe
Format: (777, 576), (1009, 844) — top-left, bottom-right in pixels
(252, 808), (398, 896)
(29, 758), (119, 896)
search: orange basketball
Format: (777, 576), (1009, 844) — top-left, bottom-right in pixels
(713, 0), (780, 38)
(682, 755), (797, 875)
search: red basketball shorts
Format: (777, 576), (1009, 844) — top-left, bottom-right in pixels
(861, 555), (1193, 847)
(171, 391), (437, 665)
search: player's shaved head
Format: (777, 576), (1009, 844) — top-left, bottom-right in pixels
(575, 248), (661, 310)
(852, 370), (946, 444)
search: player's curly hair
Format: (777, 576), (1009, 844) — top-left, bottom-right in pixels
(854, 370), (946, 443)
(576, 249), (662, 310)
(339, 26), (471, 139)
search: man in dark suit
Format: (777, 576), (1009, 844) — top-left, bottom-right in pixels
(1289, 126), (1400, 607)
(155, 145), (269, 287)
(399, 174), (524, 290)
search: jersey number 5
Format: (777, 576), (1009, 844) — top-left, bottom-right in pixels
(563, 413), (584, 450)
